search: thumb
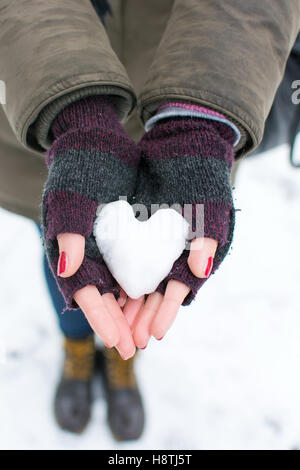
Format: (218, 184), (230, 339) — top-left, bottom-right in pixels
(188, 237), (218, 278)
(56, 233), (85, 278)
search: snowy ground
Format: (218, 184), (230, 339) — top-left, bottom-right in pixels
(1, 145), (300, 450)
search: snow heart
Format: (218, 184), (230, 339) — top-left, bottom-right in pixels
(93, 200), (190, 298)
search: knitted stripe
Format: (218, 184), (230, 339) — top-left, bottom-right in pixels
(47, 128), (139, 168)
(44, 191), (99, 240)
(145, 103), (241, 147)
(157, 102), (225, 118)
(136, 156), (232, 206)
(44, 150), (137, 204)
(51, 95), (127, 138)
(142, 118), (235, 167)
(186, 201), (232, 246)
(47, 95), (139, 168)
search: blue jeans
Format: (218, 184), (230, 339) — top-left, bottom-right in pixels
(39, 224), (93, 339)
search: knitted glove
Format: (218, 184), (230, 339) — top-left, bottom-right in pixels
(42, 95), (140, 309)
(135, 116), (236, 305)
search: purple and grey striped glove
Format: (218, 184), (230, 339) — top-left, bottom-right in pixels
(135, 116), (236, 305)
(42, 95), (140, 309)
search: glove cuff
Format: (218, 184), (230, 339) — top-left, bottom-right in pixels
(141, 117), (236, 168)
(50, 95), (126, 140)
(46, 96), (138, 168)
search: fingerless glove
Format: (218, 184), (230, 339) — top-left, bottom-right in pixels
(42, 95), (140, 309)
(136, 116), (236, 305)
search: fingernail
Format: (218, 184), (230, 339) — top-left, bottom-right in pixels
(57, 251), (67, 276)
(140, 346), (147, 350)
(204, 256), (213, 277)
(104, 343), (112, 349)
(157, 337), (164, 341)
(122, 349), (136, 360)
(119, 350), (129, 360)
(118, 297), (126, 307)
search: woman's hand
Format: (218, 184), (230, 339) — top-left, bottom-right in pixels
(125, 114), (237, 349)
(123, 238), (218, 349)
(42, 96), (140, 360)
(57, 233), (136, 360)
(56, 234), (218, 356)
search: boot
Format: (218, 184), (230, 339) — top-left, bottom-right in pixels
(102, 347), (145, 441)
(54, 335), (95, 433)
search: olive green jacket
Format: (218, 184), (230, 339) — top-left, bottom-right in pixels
(0, 0), (299, 220)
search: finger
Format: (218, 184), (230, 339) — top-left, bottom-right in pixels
(150, 280), (190, 340)
(123, 295), (145, 331)
(102, 293), (136, 360)
(133, 292), (163, 349)
(188, 237), (218, 278)
(117, 288), (127, 308)
(74, 285), (120, 347)
(57, 233), (85, 278)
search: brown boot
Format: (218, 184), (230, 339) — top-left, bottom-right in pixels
(54, 335), (95, 433)
(102, 347), (145, 441)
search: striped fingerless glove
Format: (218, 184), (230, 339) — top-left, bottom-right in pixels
(42, 95), (140, 309)
(136, 115), (236, 305)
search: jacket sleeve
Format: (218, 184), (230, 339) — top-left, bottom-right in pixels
(0, 0), (135, 151)
(139, 0), (300, 157)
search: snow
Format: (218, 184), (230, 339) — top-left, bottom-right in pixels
(93, 200), (189, 298)
(1, 144), (300, 450)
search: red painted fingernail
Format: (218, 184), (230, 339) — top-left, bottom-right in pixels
(140, 346), (147, 350)
(157, 337), (164, 341)
(204, 256), (213, 277)
(57, 251), (67, 275)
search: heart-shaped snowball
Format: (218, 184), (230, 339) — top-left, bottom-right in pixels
(93, 200), (189, 298)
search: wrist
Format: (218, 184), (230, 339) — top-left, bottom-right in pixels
(50, 95), (123, 138)
(142, 116), (235, 169)
(145, 102), (241, 149)
(46, 95), (138, 168)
